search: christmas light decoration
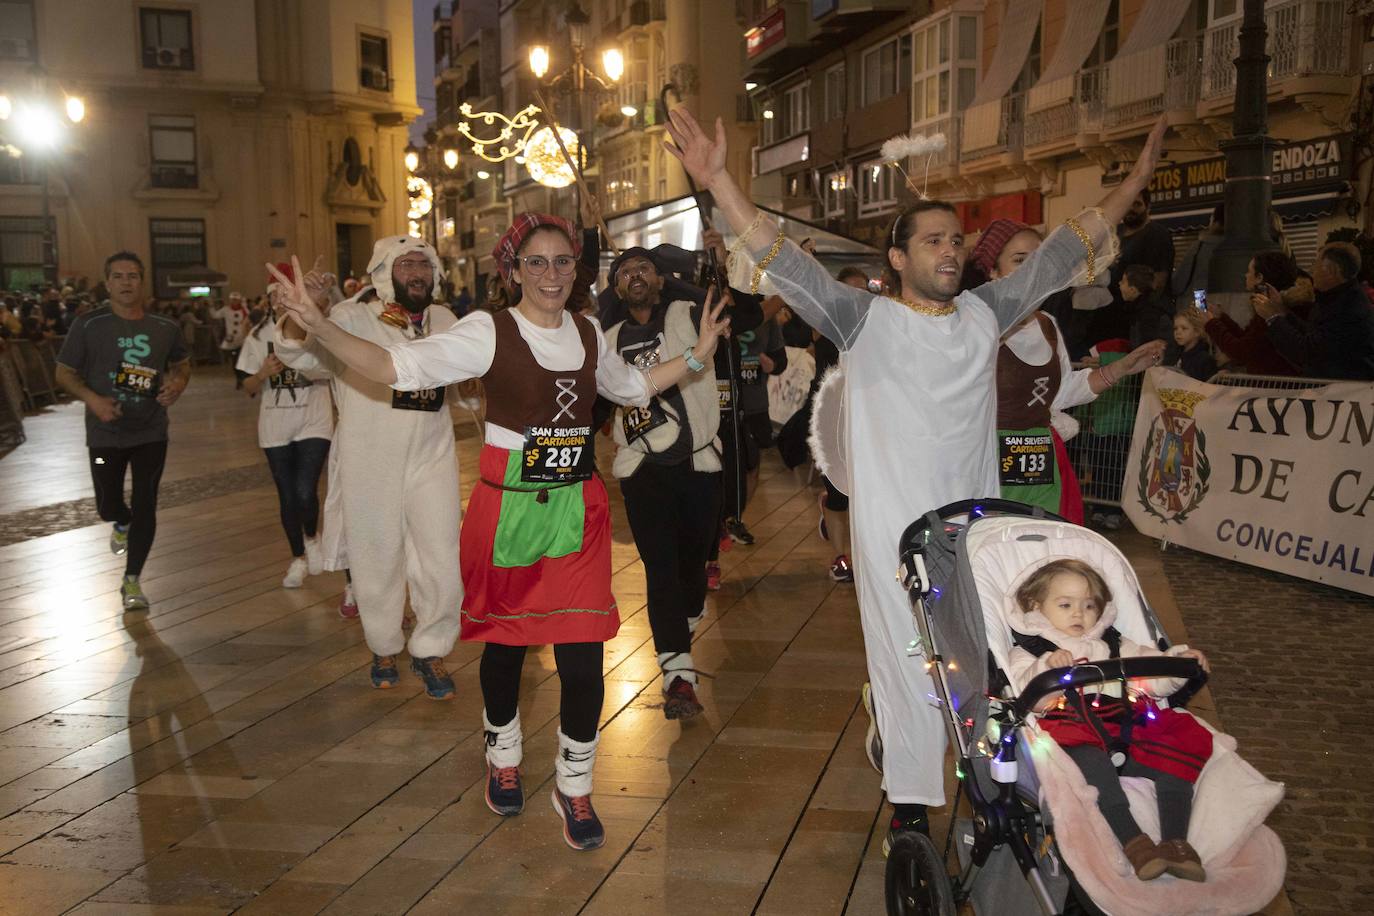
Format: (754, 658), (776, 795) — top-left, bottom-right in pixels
(406, 175), (433, 220)
(456, 102), (542, 163)
(524, 125), (579, 188)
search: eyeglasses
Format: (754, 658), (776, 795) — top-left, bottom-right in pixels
(393, 258), (433, 274)
(517, 255), (577, 277)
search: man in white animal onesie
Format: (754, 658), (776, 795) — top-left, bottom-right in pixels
(274, 237), (463, 699)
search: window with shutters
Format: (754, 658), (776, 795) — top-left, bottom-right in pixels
(149, 115), (197, 189)
(149, 218), (206, 298)
(139, 7), (194, 70)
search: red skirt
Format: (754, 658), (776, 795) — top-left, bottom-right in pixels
(460, 445), (620, 645)
(1041, 695), (1214, 783)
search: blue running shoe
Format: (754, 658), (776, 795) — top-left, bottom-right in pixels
(551, 787), (605, 850)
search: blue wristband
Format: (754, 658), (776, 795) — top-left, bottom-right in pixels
(683, 346), (705, 373)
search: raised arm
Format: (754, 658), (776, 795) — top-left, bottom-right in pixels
(665, 109), (870, 349)
(976, 117), (1169, 333)
(270, 258), (397, 385)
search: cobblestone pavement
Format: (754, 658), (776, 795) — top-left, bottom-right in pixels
(0, 463), (273, 546)
(1162, 546), (1374, 916)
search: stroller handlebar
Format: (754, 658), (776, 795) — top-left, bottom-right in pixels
(1014, 657), (1205, 718)
(898, 499), (1068, 557)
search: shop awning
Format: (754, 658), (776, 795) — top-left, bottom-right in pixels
(970, 1), (1044, 107)
(165, 269), (228, 288)
(1028, 0), (1113, 112)
(1153, 186), (1348, 233)
(1273, 188), (1347, 221)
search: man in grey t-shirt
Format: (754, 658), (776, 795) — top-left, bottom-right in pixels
(57, 251), (190, 610)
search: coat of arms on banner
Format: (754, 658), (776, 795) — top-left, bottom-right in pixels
(1137, 387), (1211, 522)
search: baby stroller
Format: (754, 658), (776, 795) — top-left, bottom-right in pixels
(885, 499), (1284, 916)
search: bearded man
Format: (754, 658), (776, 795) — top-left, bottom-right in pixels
(274, 237), (462, 699)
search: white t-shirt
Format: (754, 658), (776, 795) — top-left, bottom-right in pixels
(237, 323), (335, 448)
(387, 308), (650, 450)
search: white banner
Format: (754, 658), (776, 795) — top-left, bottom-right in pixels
(1124, 368), (1374, 597)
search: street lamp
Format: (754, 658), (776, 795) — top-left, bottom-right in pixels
(525, 2), (622, 209)
(442, 147), (459, 171)
(403, 143), (420, 173)
(0, 91), (87, 283)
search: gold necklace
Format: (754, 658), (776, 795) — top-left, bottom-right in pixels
(891, 294), (958, 317)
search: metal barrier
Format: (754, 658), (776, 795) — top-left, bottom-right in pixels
(0, 342), (27, 448)
(1065, 370), (1342, 508)
(1065, 372), (1143, 508)
(12, 339), (59, 409)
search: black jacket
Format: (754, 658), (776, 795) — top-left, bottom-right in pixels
(1266, 280), (1374, 380)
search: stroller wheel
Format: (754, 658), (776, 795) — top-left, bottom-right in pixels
(884, 831), (955, 916)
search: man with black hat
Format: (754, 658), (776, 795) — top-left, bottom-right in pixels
(600, 243), (763, 720)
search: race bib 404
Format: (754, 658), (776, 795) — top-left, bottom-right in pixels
(522, 425), (595, 483)
(999, 431), (1055, 487)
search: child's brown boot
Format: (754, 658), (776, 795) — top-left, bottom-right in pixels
(1157, 838), (1207, 882)
(1122, 833), (1169, 880)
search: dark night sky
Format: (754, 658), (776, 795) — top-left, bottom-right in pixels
(410, 0), (441, 144)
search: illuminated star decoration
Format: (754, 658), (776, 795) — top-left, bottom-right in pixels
(456, 102), (543, 163)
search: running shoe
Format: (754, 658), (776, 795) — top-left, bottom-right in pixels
(861, 682), (883, 774)
(705, 562), (721, 591)
(717, 526), (733, 553)
(120, 578), (150, 611)
(485, 763), (524, 816)
(724, 517), (756, 545)
(338, 583), (358, 619)
(110, 523), (129, 557)
(551, 787), (605, 850)
(829, 554), (854, 583)
(663, 676), (704, 721)
(282, 557), (307, 589)
(303, 537), (324, 575)
(370, 654), (399, 689)
(410, 656), (455, 700)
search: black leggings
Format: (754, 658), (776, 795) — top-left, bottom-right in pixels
(89, 440), (168, 578)
(620, 462), (720, 655)
(1064, 744), (1195, 844)
(480, 642), (603, 742)
(263, 437), (330, 557)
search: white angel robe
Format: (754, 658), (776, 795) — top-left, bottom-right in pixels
(276, 295), (463, 661)
(755, 210), (1117, 805)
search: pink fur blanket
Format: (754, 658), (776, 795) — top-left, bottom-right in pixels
(1031, 715), (1286, 916)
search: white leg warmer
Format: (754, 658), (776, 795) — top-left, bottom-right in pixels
(687, 605), (706, 634)
(555, 728), (598, 798)
(658, 651), (698, 688)
(483, 709), (523, 769)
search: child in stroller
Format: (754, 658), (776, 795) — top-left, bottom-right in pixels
(1010, 558), (1212, 883)
(889, 500), (1285, 916)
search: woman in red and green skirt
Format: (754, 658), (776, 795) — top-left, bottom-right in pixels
(273, 213), (730, 851)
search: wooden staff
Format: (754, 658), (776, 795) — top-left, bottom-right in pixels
(532, 87), (621, 256)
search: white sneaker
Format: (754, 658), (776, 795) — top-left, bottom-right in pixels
(282, 557), (307, 588)
(687, 605), (706, 634)
(303, 537), (324, 575)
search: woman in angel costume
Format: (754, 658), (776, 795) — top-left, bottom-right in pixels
(663, 108), (1167, 844)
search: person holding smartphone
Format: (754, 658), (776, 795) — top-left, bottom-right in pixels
(1164, 293), (1218, 381)
(238, 266), (335, 589)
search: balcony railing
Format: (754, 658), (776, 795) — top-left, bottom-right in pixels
(1105, 37), (1200, 127)
(1203, 0), (1350, 99)
(1024, 65), (1110, 148)
(905, 115), (960, 171)
(960, 93), (1024, 161)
